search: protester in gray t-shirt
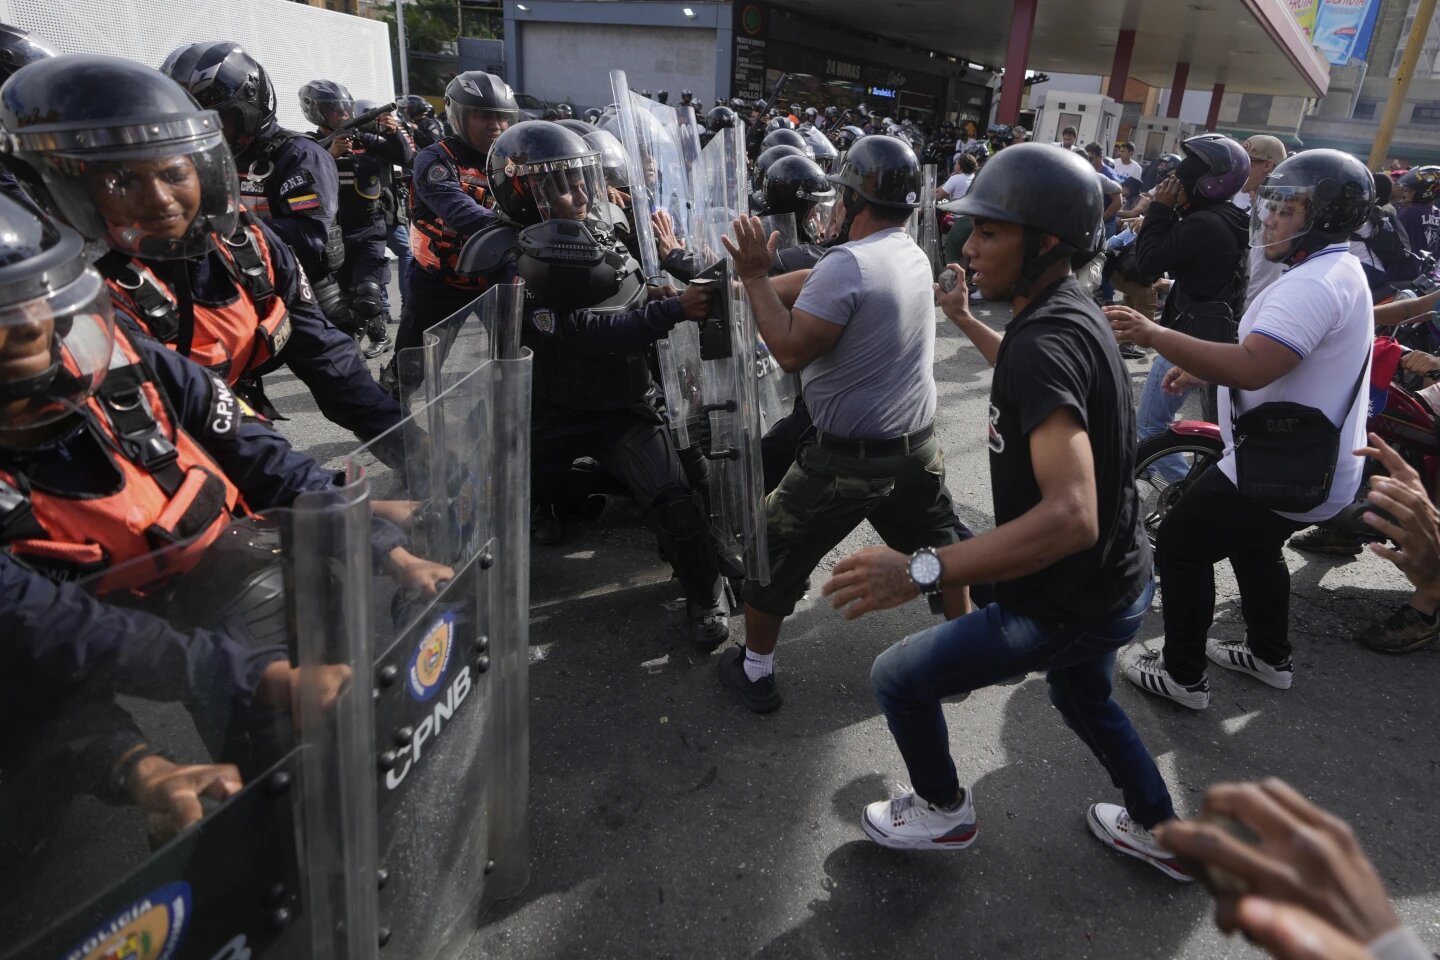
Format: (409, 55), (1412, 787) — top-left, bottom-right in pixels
(714, 137), (969, 714)
(795, 227), (938, 440)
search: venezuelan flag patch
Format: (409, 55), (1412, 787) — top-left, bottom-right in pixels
(288, 193), (321, 211)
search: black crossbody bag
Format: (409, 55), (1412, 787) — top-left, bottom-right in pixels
(1229, 359), (1367, 513)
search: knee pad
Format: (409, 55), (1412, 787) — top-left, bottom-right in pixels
(350, 281), (386, 321)
(651, 490), (707, 541)
(313, 275), (355, 331)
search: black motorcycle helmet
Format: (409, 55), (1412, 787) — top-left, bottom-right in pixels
(161, 42), (276, 155)
(1176, 133), (1250, 205)
(752, 144), (807, 192)
(706, 105), (738, 133)
(397, 93), (435, 121)
(0, 192), (115, 429)
(299, 79), (353, 130)
(1143, 151), (1183, 189)
(761, 127), (813, 159)
(0, 54), (240, 261)
(763, 154), (835, 239)
(0, 22), (55, 83)
(828, 134), (922, 210)
(487, 120), (609, 229)
(1396, 164), (1440, 205)
(444, 71), (518, 149)
(1251, 148), (1374, 265)
(952, 142), (1104, 296)
(582, 107), (603, 124)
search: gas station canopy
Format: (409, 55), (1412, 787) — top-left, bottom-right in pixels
(768, 0), (1330, 98)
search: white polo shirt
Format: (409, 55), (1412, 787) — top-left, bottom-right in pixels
(1218, 243), (1374, 523)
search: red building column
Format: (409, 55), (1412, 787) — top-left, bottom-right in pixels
(1167, 61), (1190, 118)
(1206, 83), (1226, 130)
(997, 0), (1038, 124)
(1107, 29), (1136, 102)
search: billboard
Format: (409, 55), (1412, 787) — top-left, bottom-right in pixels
(1288, 0), (1383, 66)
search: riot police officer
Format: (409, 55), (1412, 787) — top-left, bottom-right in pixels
(0, 191), (452, 886)
(0, 22), (55, 201)
(160, 41), (352, 332)
(382, 70), (516, 396)
(459, 121), (732, 649)
(302, 82), (414, 358)
(357, 99), (418, 338)
(399, 93), (447, 150)
(3, 54), (413, 465)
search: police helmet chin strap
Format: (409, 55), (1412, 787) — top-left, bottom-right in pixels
(1010, 227), (1073, 299)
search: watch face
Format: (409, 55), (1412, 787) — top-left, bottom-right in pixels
(909, 550), (942, 588)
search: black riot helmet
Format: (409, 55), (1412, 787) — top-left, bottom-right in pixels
(353, 99), (386, 134)
(1250, 148), (1374, 265)
(161, 41), (276, 154)
(486, 120), (612, 231)
(396, 93), (434, 121)
(555, 102), (574, 119)
(680, 89), (693, 104)
(445, 71), (518, 150)
(1143, 152), (1183, 189)
(0, 54), (240, 261)
(556, 118), (595, 139)
(0, 192), (116, 430)
(764, 154), (836, 241)
(952, 142), (1104, 296)
(798, 125), (838, 173)
(582, 107), (603, 124)
(752, 144), (806, 192)
(761, 127), (813, 159)
(299, 79), (353, 130)
(706, 105), (738, 133)
(0, 22), (56, 83)
(656, 90), (669, 105)
(583, 127), (628, 192)
(766, 116), (795, 132)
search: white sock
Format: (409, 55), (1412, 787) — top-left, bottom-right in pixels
(743, 649), (774, 682)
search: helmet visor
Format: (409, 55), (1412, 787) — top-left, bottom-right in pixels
(522, 155), (614, 232)
(34, 132), (240, 261)
(1250, 183), (1317, 257)
(0, 268), (115, 432)
(303, 97), (352, 129)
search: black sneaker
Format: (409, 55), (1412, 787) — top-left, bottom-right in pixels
(1289, 525), (1364, 557)
(717, 645), (781, 713)
(690, 600), (731, 654)
(1355, 604), (1440, 654)
(1119, 342), (1147, 360)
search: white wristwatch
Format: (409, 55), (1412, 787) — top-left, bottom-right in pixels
(908, 547), (945, 615)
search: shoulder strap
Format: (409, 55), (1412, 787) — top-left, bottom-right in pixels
(219, 211), (279, 316)
(1230, 352), (1369, 433)
(93, 338), (187, 496)
(95, 252), (183, 343)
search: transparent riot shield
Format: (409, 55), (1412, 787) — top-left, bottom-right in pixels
(910, 162), (944, 277)
(754, 211), (802, 437)
(2, 493), (374, 960)
(345, 279), (533, 960)
(393, 282), (526, 409)
(691, 125), (771, 584)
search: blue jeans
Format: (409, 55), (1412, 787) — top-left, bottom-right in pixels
(385, 222), (412, 313)
(870, 580), (1175, 828)
(1137, 354), (1196, 483)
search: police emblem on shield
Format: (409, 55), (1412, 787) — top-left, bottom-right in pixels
(532, 307), (556, 335)
(408, 611), (455, 702)
(70, 881), (192, 960)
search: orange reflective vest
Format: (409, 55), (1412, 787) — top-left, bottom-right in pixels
(0, 326), (244, 594)
(410, 139), (492, 289)
(98, 211), (293, 385)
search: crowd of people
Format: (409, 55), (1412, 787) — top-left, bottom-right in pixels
(0, 18), (1436, 957)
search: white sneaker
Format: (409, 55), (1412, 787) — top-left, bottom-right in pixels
(1206, 638), (1293, 690)
(1086, 803), (1194, 883)
(1122, 649), (1210, 709)
(862, 785), (978, 850)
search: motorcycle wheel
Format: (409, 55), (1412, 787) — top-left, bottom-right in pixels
(1134, 430), (1225, 546)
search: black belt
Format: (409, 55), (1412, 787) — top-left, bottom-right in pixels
(816, 422), (934, 458)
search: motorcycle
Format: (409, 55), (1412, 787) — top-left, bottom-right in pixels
(1133, 337), (1440, 545)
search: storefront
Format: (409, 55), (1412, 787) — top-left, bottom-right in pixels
(730, 2), (994, 126)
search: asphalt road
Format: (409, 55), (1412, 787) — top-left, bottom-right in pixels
(279, 283), (1440, 960)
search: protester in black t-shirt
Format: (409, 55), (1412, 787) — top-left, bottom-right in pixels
(821, 144), (1187, 882)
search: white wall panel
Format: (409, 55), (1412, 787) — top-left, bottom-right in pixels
(519, 21), (716, 109)
(0, 0), (393, 131)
